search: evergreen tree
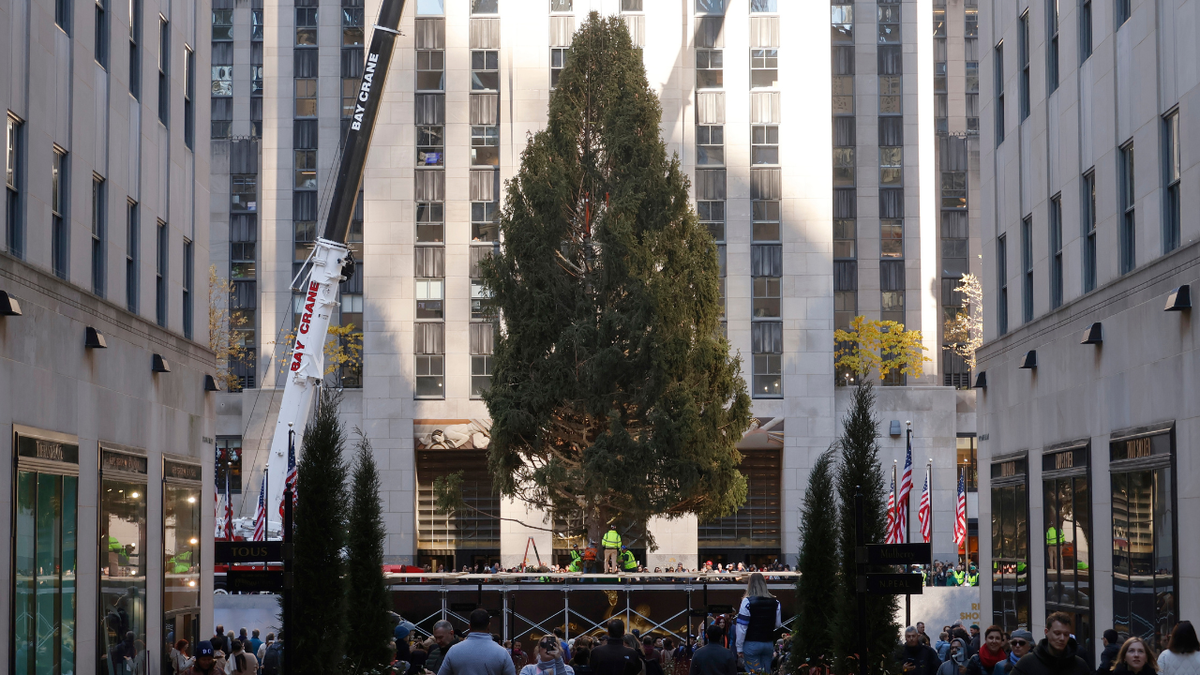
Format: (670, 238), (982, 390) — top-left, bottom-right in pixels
(791, 447), (841, 673)
(479, 13), (752, 543)
(833, 382), (899, 675)
(344, 434), (392, 673)
(290, 390), (349, 675)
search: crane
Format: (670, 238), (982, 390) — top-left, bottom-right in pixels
(264, 0), (408, 518)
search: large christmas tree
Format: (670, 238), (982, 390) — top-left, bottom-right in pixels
(480, 13), (752, 544)
(792, 447), (841, 672)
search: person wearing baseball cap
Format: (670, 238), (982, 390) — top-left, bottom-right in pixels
(182, 641), (219, 675)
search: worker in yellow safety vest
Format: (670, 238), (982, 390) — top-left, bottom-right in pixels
(602, 527), (622, 574)
(568, 544), (582, 572)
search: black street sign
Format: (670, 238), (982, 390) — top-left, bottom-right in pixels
(862, 543), (932, 566)
(225, 570), (286, 593)
(858, 573), (924, 595)
(215, 541), (286, 564)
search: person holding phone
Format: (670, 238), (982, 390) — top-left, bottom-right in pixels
(520, 635), (575, 675)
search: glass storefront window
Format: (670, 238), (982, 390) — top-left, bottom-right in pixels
(13, 433), (79, 675)
(1111, 431), (1175, 651)
(162, 458), (203, 663)
(958, 435), (978, 491)
(100, 449), (149, 675)
(1043, 445), (1092, 666)
(990, 456), (1030, 632)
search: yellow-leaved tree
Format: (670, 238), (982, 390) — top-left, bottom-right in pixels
(208, 265), (248, 391)
(943, 273), (984, 370)
(834, 315), (931, 381)
(271, 323), (364, 383)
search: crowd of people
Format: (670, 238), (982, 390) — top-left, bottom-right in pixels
(167, 624), (283, 675)
(908, 561), (983, 587)
(897, 613), (1200, 675)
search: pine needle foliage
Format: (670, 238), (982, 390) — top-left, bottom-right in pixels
(291, 389), (349, 675)
(833, 382), (899, 675)
(344, 433), (393, 674)
(479, 13), (752, 544)
(791, 447), (841, 673)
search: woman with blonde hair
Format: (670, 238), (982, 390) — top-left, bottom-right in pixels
(735, 572), (781, 673)
(1113, 637), (1159, 675)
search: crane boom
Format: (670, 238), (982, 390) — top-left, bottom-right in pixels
(265, 0), (408, 520)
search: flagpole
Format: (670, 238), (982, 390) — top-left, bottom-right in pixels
(926, 460), (933, 544)
(905, 422), (912, 543)
(892, 461), (898, 544)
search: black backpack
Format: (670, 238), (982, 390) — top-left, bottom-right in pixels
(261, 642), (284, 675)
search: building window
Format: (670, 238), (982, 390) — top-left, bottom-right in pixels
(833, 147), (854, 187)
(1110, 431), (1176, 648)
(751, 49), (778, 88)
(834, 218), (855, 260)
(343, 7), (364, 46)
(698, 448), (782, 557)
(417, 50), (445, 91)
(877, 5), (900, 43)
(752, 200), (780, 242)
(1116, 0), (1130, 26)
(162, 472), (201, 638)
(966, 61), (980, 132)
(471, 51), (499, 91)
(471, 126), (499, 167)
(752, 277), (780, 318)
(295, 79), (317, 117)
(417, 0), (445, 14)
(1043, 444), (1093, 662)
(342, 78), (358, 118)
(752, 125), (778, 165)
(881, 220), (903, 258)
(8, 114), (24, 259)
(92, 175), (106, 297)
(551, 48), (567, 88)
(698, 200), (724, 241)
(956, 435), (978, 491)
(880, 146), (902, 185)
(835, 289), (856, 331)
(1047, 0), (1059, 93)
(1082, 170), (1097, 292)
(751, 322), (782, 397)
(183, 45), (194, 148)
(695, 0), (724, 14)
(96, 0), (108, 67)
(296, 8), (317, 46)
(250, 9), (263, 39)
(158, 17), (169, 126)
(415, 323), (445, 398)
(1162, 110), (1180, 253)
(751, 0), (777, 10)
(1119, 142), (1135, 274)
(211, 64), (232, 97)
(1050, 194), (1063, 309)
(416, 278), (444, 320)
(56, 0), (71, 33)
(472, 202), (499, 242)
(251, 65), (263, 95)
(621, 0), (642, 10)
(156, 219), (167, 327)
(696, 50), (723, 89)
(997, 233), (1008, 335)
(417, 126), (444, 167)
(417, 202), (444, 243)
(231, 174), (257, 211)
(1021, 215), (1033, 323)
(551, 0), (572, 10)
(52, 148), (69, 280)
(470, 322), (495, 396)
(212, 8), (232, 40)
(129, 0), (141, 99)
(697, 125), (724, 165)
(995, 42), (1005, 144)
(126, 200), (138, 312)
(471, 0), (498, 13)
(182, 237), (193, 338)
(1018, 12), (1030, 121)
(942, 170), (967, 208)
(1080, 0), (1092, 61)
(965, 7), (978, 37)
(990, 456), (1030, 632)
(13, 435), (80, 675)
(294, 150), (316, 189)
(879, 75), (902, 115)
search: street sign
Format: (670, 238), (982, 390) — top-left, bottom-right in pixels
(215, 541), (286, 564)
(862, 543), (932, 566)
(225, 570), (286, 593)
(858, 573), (924, 595)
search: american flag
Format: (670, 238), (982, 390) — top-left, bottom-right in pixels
(918, 467), (931, 543)
(223, 472), (234, 540)
(253, 470), (268, 541)
(279, 433), (298, 519)
(886, 475), (898, 544)
(898, 437), (913, 543)
(214, 448), (224, 539)
(954, 470), (968, 547)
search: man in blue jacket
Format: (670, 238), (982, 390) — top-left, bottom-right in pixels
(438, 609), (516, 675)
